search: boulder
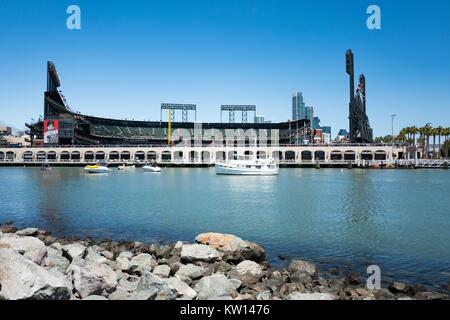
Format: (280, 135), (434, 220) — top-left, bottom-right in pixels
(286, 292), (338, 300)
(62, 243), (86, 262)
(0, 248), (70, 300)
(0, 224), (17, 233)
(0, 236), (45, 254)
(136, 270), (168, 292)
(117, 276), (139, 292)
(194, 274), (241, 300)
(101, 250), (114, 260)
(44, 248), (71, 275)
(389, 282), (411, 294)
(24, 247), (48, 266)
(15, 227), (39, 237)
(287, 260), (318, 277)
(153, 264), (171, 278)
(116, 256), (130, 271)
(128, 253), (154, 275)
(84, 246), (108, 265)
(195, 232), (265, 262)
(236, 260), (263, 277)
(165, 277), (197, 299)
(175, 263), (205, 281)
(155, 287), (178, 300)
(68, 260), (118, 298)
(180, 244), (222, 263)
(229, 260), (264, 285)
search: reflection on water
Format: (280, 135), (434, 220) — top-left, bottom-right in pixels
(0, 167), (450, 289)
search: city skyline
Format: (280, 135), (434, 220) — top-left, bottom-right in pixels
(1, 0), (449, 136)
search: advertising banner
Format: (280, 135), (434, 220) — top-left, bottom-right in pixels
(44, 119), (59, 144)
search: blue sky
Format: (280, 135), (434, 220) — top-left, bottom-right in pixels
(0, 0), (449, 136)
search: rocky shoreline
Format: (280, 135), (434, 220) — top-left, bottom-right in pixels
(1, 222), (449, 300)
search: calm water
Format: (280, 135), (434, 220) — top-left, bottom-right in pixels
(1, 167), (449, 289)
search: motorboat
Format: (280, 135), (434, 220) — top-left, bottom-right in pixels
(41, 164), (51, 171)
(143, 163), (162, 172)
(118, 163), (136, 171)
(215, 156), (279, 175)
(84, 163), (110, 174)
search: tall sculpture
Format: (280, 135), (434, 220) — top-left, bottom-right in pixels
(346, 49), (373, 143)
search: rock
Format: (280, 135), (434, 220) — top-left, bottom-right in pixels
(108, 289), (133, 300)
(136, 270), (168, 292)
(116, 256), (130, 271)
(24, 247), (48, 266)
(155, 244), (175, 259)
(287, 260), (318, 278)
(194, 274), (241, 300)
(0, 236), (45, 254)
(263, 270), (288, 291)
(372, 288), (396, 300)
(153, 264), (171, 278)
(117, 276), (139, 292)
(43, 235), (57, 246)
(213, 260), (233, 274)
(155, 287), (178, 300)
(355, 288), (370, 296)
(128, 253), (154, 275)
(85, 246), (108, 265)
(15, 227), (39, 236)
(347, 272), (361, 285)
(83, 295), (108, 300)
(286, 292), (338, 300)
(278, 283), (306, 298)
(101, 250), (114, 260)
(165, 277), (198, 299)
(181, 244), (222, 263)
(0, 224), (17, 233)
(195, 232), (265, 262)
(62, 243), (86, 262)
(68, 260), (118, 298)
(0, 248), (70, 300)
(175, 263), (206, 281)
(289, 271), (313, 284)
(236, 260), (263, 277)
(44, 248), (70, 275)
(256, 290), (271, 300)
(389, 282), (411, 294)
(415, 291), (449, 300)
(50, 242), (63, 251)
(174, 241), (183, 250)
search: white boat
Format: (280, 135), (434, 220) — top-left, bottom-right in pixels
(84, 164), (110, 174)
(215, 157), (279, 175)
(118, 163), (136, 171)
(143, 163), (162, 172)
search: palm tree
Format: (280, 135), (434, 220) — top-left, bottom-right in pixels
(422, 123), (433, 159)
(437, 126), (444, 159)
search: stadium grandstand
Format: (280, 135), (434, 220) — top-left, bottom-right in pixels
(26, 62), (310, 147)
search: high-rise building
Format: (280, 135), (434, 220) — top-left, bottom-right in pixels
(312, 116), (320, 129)
(292, 92), (305, 120)
(320, 126), (331, 135)
(305, 106), (314, 123)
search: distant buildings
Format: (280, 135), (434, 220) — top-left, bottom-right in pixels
(291, 92), (333, 144)
(292, 92), (305, 121)
(0, 126), (12, 136)
(254, 115), (265, 123)
(336, 129), (349, 142)
(305, 106), (314, 121)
